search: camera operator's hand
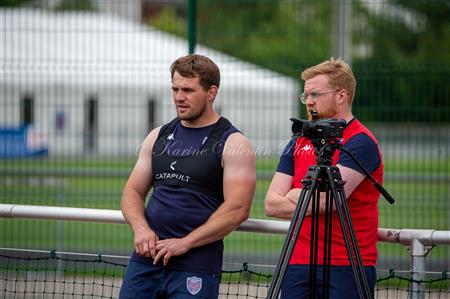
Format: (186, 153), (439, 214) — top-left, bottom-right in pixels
(286, 187), (329, 216)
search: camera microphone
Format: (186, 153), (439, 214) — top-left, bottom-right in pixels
(310, 110), (319, 120)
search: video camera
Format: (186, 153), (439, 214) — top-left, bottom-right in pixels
(290, 117), (346, 141)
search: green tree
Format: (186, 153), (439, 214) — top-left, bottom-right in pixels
(145, 6), (187, 38)
(146, 0), (449, 122)
(0, 0), (33, 7)
(353, 0), (450, 122)
(55, 0), (94, 11)
(196, 0), (334, 77)
(146, 0), (335, 77)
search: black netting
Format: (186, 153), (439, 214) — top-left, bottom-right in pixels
(1, 250), (449, 298)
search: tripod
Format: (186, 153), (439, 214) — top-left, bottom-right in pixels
(267, 137), (394, 299)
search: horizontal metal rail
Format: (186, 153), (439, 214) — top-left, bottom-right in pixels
(1, 168), (448, 183)
(2, 203), (449, 245)
(0, 203), (288, 234)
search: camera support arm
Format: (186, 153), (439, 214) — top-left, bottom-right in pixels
(339, 146), (395, 204)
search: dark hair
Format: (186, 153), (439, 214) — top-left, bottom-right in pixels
(170, 54), (220, 90)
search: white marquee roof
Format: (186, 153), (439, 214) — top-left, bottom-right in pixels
(1, 8), (297, 93)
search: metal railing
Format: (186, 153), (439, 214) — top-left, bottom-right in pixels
(1, 203), (450, 299)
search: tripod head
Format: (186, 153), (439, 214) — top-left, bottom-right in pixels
(290, 117), (345, 166)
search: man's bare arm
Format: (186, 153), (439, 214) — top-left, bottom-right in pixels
(264, 172), (296, 219)
(121, 127), (160, 258)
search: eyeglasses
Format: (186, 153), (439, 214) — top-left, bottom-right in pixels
(299, 89), (340, 104)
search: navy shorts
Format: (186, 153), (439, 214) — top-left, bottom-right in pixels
(280, 265), (377, 299)
(119, 259), (221, 299)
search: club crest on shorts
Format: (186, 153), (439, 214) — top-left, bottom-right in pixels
(186, 276), (202, 295)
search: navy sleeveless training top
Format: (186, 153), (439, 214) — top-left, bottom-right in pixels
(131, 117), (239, 276)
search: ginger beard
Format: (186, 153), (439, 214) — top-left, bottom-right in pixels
(307, 99), (339, 121)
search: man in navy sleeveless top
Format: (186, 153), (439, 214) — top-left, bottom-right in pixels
(119, 54), (256, 299)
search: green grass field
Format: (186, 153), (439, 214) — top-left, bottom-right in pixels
(1, 156), (449, 263)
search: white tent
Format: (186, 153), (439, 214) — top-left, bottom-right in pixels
(1, 8), (299, 156)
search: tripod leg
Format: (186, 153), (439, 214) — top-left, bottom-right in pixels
(322, 190), (333, 299)
(309, 187), (321, 299)
(267, 167), (322, 299)
(337, 188), (373, 298)
(326, 167), (373, 299)
(267, 188), (312, 299)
